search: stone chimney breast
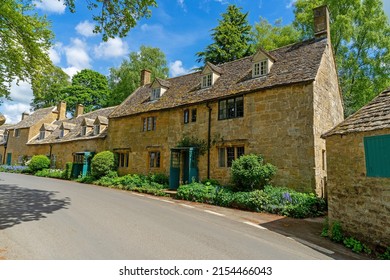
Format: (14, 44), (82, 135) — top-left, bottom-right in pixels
(140, 69), (151, 86)
(75, 104), (84, 117)
(21, 112), (30, 120)
(313, 5), (330, 40)
(57, 101), (67, 120)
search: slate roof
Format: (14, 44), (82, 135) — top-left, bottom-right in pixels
(323, 88), (390, 137)
(28, 106), (117, 145)
(110, 38), (328, 118)
(41, 123), (58, 132)
(10, 107), (56, 129)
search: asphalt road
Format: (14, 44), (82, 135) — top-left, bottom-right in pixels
(0, 172), (333, 260)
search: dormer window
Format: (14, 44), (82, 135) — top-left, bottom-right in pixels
(151, 88), (161, 101)
(81, 126), (87, 136)
(253, 60), (268, 77)
(59, 129), (65, 138)
(94, 124), (100, 135)
(39, 131), (45, 140)
(202, 74), (212, 88)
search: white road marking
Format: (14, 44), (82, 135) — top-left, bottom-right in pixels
(161, 199), (174, 204)
(243, 221), (268, 230)
(204, 210), (225, 217)
(180, 204), (195, 209)
(132, 193), (145, 197)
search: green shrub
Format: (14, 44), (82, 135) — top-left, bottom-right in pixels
(343, 237), (371, 254)
(231, 154), (276, 191)
(176, 182), (216, 203)
(379, 247), (390, 260)
(201, 178), (221, 186)
(147, 173), (169, 186)
(28, 155), (50, 173)
(329, 221), (344, 243)
(63, 162), (73, 179)
(91, 151), (116, 179)
(35, 168), (64, 178)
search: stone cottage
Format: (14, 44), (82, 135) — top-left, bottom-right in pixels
(107, 6), (344, 195)
(322, 88), (390, 248)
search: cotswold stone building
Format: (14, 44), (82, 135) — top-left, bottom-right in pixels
(107, 6), (343, 195)
(323, 88), (390, 248)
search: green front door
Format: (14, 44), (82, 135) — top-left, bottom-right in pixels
(169, 147), (199, 190)
(6, 153), (12, 165)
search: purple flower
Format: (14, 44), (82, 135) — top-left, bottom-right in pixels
(282, 192), (292, 203)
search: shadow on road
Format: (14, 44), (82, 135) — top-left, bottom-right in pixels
(0, 184), (70, 230)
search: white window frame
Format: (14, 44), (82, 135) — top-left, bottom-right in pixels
(151, 88), (161, 100)
(39, 131), (45, 140)
(94, 125), (100, 135)
(202, 74), (212, 88)
(81, 126), (87, 136)
(253, 60), (268, 77)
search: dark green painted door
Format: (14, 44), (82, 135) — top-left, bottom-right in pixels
(364, 134), (390, 177)
(188, 148), (199, 183)
(6, 153), (11, 165)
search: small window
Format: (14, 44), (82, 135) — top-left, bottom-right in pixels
(143, 117), (156, 131)
(184, 109), (189, 124)
(151, 88), (161, 100)
(14, 129), (20, 137)
(117, 152), (129, 168)
(218, 96), (244, 120)
(253, 60), (268, 77)
(218, 146), (245, 167)
(191, 109), (197, 122)
(202, 74), (212, 88)
(149, 151), (161, 168)
(81, 126), (87, 136)
(322, 149), (326, 171)
(94, 125), (100, 135)
(59, 129), (65, 138)
(39, 131), (45, 140)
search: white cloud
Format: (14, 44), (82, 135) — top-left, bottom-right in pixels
(64, 38), (91, 70)
(33, 0), (66, 14)
(94, 38), (128, 59)
(169, 60), (193, 77)
(62, 66), (80, 78)
(48, 43), (62, 65)
(286, 0), (296, 9)
(75, 21), (97, 37)
(1, 81), (33, 124)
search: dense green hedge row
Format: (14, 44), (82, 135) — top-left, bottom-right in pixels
(176, 182), (326, 218)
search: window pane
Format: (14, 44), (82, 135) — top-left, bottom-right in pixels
(156, 152), (160, 168)
(236, 96), (244, 117)
(260, 60), (267, 75)
(237, 146), (245, 158)
(184, 109), (189, 124)
(227, 98), (235, 118)
(153, 117), (156, 130)
(143, 118), (147, 131)
(218, 148), (225, 167)
(219, 100), (227, 119)
(254, 63), (260, 76)
(227, 147), (235, 167)
(150, 152), (155, 167)
(147, 117), (153, 131)
(191, 109), (197, 122)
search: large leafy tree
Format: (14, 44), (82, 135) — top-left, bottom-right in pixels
(196, 4), (254, 65)
(294, 0), (390, 116)
(61, 69), (111, 114)
(107, 46), (169, 106)
(0, 0), (53, 103)
(253, 17), (301, 51)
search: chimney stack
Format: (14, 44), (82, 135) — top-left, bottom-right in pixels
(57, 101), (67, 120)
(75, 104), (84, 117)
(21, 112), (30, 120)
(140, 69), (151, 86)
(313, 5), (330, 40)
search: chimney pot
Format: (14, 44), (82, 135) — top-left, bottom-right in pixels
(313, 5), (330, 40)
(21, 112), (30, 120)
(140, 69), (151, 86)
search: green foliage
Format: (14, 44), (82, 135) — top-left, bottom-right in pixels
(196, 4), (254, 64)
(0, 165), (29, 173)
(0, 0), (53, 102)
(329, 221), (344, 243)
(253, 17), (301, 51)
(177, 135), (208, 156)
(28, 155), (50, 173)
(379, 247), (390, 260)
(147, 173), (169, 186)
(108, 45), (169, 106)
(62, 0), (157, 41)
(64, 162), (73, 180)
(35, 169), (64, 179)
(293, 0), (390, 116)
(91, 151), (116, 179)
(61, 69), (111, 114)
(343, 237), (372, 254)
(201, 178), (221, 186)
(176, 183), (326, 218)
(231, 154), (277, 191)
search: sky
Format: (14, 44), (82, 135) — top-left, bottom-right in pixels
(1, 0), (390, 124)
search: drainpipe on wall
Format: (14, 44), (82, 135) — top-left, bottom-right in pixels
(206, 103), (212, 179)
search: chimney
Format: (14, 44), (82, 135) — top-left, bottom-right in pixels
(57, 101), (66, 120)
(313, 5), (330, 40)
(21, 112), (30, 120)
(75, 104), (84, 117)
(140, 69), (151, 86)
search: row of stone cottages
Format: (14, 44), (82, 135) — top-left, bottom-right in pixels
(0, 6), (388, 248)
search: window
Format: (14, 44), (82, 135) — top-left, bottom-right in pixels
(364, 134), (390, 177)
(191, 109), (197, 122)
(151, 88), (161, 100)
(149, 151), (161, 168)
(94, 125), (100, 135)
(322, 149), (326, 171)
(39, 131), (45, 140)
(59, 129), (65, 138)
(14, 129), (20, 137)
(253, 60), (268, 77)
(143, 116), (156, 131)
(184, 109), (189, 124)
(117, 152), (129, 168)
(81, 126), (87, 136)
(202, 74), (212, 88)
(218, 146), (245, 167)
(218, 96), (244, 120)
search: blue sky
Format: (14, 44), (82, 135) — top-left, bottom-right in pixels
(1, 0), (390, 124)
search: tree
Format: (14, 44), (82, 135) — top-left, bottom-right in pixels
(61, 69), (111, 114)
(253, 18), (301, 51)
(294, 0), (390, 116)
(31, 66), (70, 110)
(107, 46), (169, 106)
(0, 0), (53, 102)
(196, 5), (254, 65)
